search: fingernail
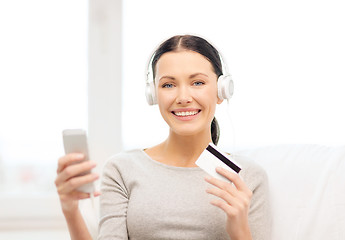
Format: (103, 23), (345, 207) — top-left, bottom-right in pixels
(204, 176), (211, 181)
(215, 167), (222, 172)
(94, 191), (101, 196)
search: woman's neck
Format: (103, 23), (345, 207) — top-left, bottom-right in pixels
(146, 129), (212, 167)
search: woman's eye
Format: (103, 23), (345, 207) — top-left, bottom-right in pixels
(193, 81), (205, 86)
(162, 83), (174, 88)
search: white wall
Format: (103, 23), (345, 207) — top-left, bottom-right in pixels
(122, 0), (345, 152)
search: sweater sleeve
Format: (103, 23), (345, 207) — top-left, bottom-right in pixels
(98, 156), (129, 240)
(243, 163), (272, 240)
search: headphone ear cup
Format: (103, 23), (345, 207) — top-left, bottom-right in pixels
(217, 75), (234, 100)
(145, 81), (157, 105)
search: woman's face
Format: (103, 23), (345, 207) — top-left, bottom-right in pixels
(155, 50), (223, 137)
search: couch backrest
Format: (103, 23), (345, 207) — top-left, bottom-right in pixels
(238, 144), (345, 240)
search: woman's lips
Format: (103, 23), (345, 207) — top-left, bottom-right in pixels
(171, 109), (201, 121)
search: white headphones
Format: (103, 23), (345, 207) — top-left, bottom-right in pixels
(145, 51), (234, 105)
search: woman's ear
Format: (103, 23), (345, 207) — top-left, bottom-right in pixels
(217, 97), (224, 104)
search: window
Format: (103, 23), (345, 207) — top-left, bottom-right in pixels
(0, 0), (87, 229)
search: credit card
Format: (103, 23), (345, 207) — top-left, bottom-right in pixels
(196, 143), (241, 182)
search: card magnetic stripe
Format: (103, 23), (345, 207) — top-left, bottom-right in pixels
(206, 145), (241, 173)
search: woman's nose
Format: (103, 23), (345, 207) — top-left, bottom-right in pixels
(175, 86), (192, 104)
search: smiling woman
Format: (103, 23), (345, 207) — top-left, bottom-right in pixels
(56, 35), (271, 240)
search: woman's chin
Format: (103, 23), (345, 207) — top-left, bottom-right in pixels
(169, 126), (209, 139)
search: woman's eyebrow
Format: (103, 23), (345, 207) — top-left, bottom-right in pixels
(159, 76), (175, 82)
(190, 73), (209, 78)
(158, 73), (209, 82)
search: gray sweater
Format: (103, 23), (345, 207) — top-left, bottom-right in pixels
(98, 149), (271, 240)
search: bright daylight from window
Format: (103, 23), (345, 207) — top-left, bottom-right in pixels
(0, 1), (88, 195)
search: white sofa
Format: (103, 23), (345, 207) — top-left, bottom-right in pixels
(82, 144), (345, 239)
(238, 144), (345, 240)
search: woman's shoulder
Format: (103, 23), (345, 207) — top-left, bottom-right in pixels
(101, 149), (148, 180)
(102, 149), (149, 173)
(104, 149), (144, 166)
(232, 154), (268, 190)
(232, 154), (265, 172)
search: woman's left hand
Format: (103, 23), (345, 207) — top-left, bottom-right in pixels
(205, 167), (253, 240)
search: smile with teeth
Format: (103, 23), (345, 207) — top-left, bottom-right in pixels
(173, 110), (200, 116)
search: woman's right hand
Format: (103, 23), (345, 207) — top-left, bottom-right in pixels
(55, 153), (100, 214)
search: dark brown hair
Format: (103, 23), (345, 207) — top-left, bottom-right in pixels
(151, 35), (223, 145)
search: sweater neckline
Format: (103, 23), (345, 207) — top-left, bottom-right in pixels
(138, 149), (204, 172)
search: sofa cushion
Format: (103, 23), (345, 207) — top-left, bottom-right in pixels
(238, 144), (345, 240)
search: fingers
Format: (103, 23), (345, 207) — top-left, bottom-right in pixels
(56, 172), (99, 195)
(205, 174), (238, 198)
(204, 167), (253, 213)
(55, 155), (99, 195)
(60, 191), (90, 201)
(78, 190), (101, 200)
(57, 153), (85, 173)
(218, 167), (253, 199)
(60, 190), (102, 201)
(206, 186), (239, 207)
(55, 153), (99, 196)
(93, 191), (101, 197)
(211, 167), (252, 197)
(55, 160), (97, 186)
(215, 167), (246, 192)
(56, 154), (100, 214)
(209, 198), (237, 217)
(205, 167), (253, 237)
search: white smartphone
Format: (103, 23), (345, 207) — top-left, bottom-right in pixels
(62, 129), (95, 193)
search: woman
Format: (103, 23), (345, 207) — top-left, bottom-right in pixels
(55, 35), (271, 240)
